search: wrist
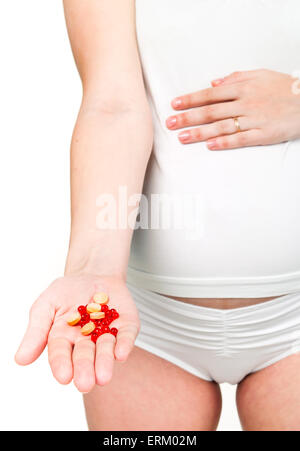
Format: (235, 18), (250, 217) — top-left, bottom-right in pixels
(65, 237), (128, 280)
(64, 260), (127, 281)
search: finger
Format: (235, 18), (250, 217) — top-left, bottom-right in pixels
(72, 338), (96, 393)
(95, 333), (116, 386)
(211, 70), (258, 87)
(177, 117), (251, 144)
(114, 323), (139, 363)
(15, 298), (55, 365)
(167, 101), (243, 131)
(48, 337), (73, 385)
(171, 85), (239, 111)
(206, 129), (263, 150)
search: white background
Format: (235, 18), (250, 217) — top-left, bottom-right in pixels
(0, 0), (241, 431)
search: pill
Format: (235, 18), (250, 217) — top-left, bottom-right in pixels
(81, 313), (90, 321)
(110, 327), (118, 337)
(81, 322), (96, 336)
(91, 333), (99, 343)
(90, 311), (105, 320)
(67, 312), (81, 326)
(93, 292), (109, 304)
(78, 305), (86, 314)
(94, 328), (103, 335)
(86, 303), (101, 313)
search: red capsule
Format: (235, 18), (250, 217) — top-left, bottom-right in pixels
(94, 328), (102, 336)
(101, 304), (109, 312)
(112, 311), (119, 319)
(91, 332), (99, 343)
(110, 328), (118, 336)
(78, 305), (86, 314)
(101, 319), (109, 326)
(102, 326), (110, 334)
(81, 313), (90, 322)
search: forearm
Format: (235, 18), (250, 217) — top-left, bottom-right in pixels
(65, 103), (153, 277)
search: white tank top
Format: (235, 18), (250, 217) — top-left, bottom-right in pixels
(127, 0), (300, 297)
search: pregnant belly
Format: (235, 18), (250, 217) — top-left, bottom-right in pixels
(128, 138), (300, 298)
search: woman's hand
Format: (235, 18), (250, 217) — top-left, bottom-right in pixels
(15, 274), (140, 393)
(166, 69), (300, 150)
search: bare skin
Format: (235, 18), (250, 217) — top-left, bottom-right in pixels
(237, 353), (300, 431)
(167, 295), (279, 309)
(15, 0), (300, 432)
(84, 346), (222, 431)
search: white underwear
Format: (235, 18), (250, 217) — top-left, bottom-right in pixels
(128, 283), (300, 385)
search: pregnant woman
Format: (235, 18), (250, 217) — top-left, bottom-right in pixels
(15, 0), (300, 431)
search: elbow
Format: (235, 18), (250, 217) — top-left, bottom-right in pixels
(80, 89), (150, 116)
(79, 94), (154, 156)
(82, 94), (153, 128)
(80, 96), (137, 116)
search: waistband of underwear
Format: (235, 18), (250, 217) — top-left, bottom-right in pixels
(127, 282), (300, 321)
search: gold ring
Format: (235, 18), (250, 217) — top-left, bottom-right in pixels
(233, 117), (241, 133)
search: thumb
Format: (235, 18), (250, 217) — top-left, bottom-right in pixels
(15, 296), (55, 365)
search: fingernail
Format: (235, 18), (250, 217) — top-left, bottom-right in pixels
(212, 78), (225, 86)
(178, 131), (191, 143)
(207, 139), (218, 150)
(172, 98), (182, 108)
(166, 116), (177, 128)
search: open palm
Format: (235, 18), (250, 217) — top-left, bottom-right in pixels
(15, 274), (140, 392)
